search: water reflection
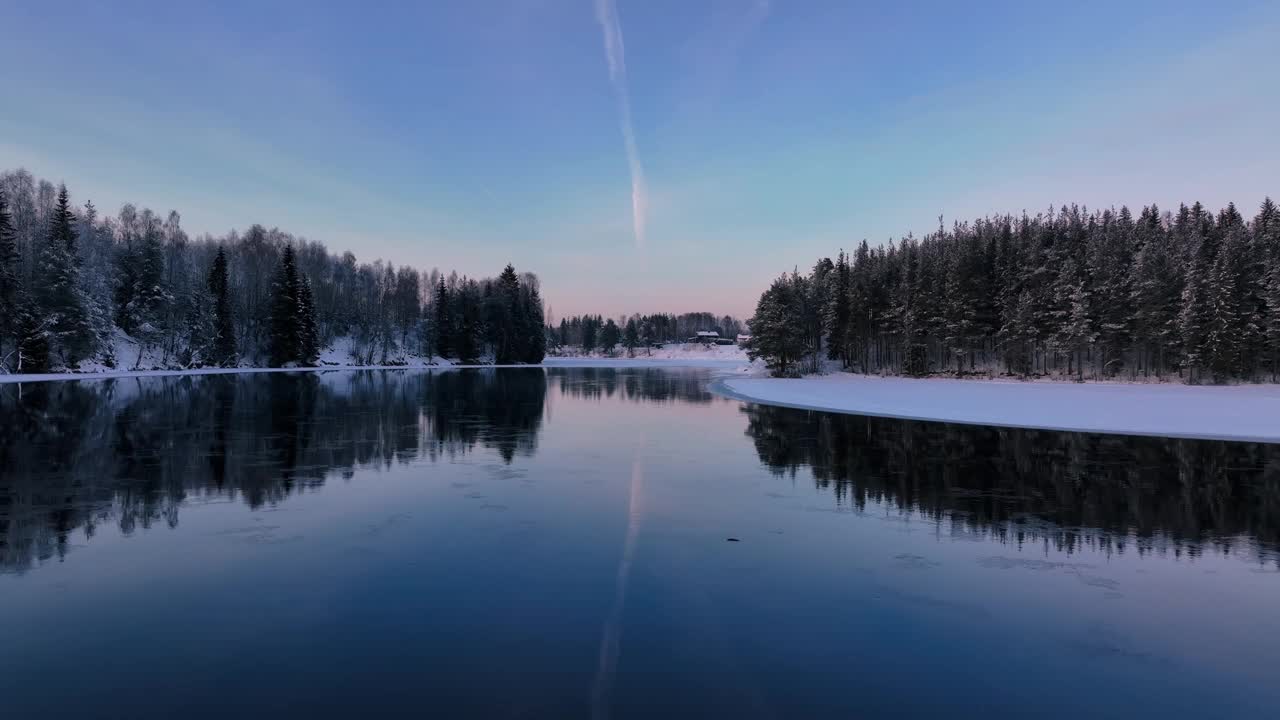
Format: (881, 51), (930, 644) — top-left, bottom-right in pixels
(742, 403), (1280, 565)
(548, 366), (715, 404)
(4, 367), (1280, 577)
(0, 369), (547, 573)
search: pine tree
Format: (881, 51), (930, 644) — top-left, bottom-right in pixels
(268, 245), (303, 367)
(207, 247), (237, 367)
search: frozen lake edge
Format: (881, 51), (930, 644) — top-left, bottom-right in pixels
(717, 372), (1280, 444)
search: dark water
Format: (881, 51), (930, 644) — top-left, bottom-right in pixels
(2, 368), (1279, 719)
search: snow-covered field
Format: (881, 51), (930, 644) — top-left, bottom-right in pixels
(720, 373), (1280, 443)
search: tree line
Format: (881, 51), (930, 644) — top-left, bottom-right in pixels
(0, 169), (546, 373)
(550, 312), (744, 355)
(747, 198), (1280, 382)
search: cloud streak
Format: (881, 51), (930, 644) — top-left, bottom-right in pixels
(594, 0), (648, 249)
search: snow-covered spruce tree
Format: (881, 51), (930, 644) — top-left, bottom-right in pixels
(490, 264), (521, 364)
(14, 292), (51, 374)
(0, 188), (19, 370)
(113, 205), (171, 367)
(600, 318), (621, 355)
(432, 275), (452, 359)
(34, 185), (93, 367)
(747, 273), (810, 376)
(298, 276), (320, 365)
(825, 250), (852, 367)
(520, 273), (546, 363)
(1129, 205), (1181, 377)
(75, 200), (116, 366)
(1178, 231), (1215, 383)
(624, 318), (639, 357)
(1203, 225), (1254, 381)
(1257, 198), (1280, 381)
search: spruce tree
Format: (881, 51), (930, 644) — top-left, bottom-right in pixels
(15, 292), (50, 374)
(268, 245), (302, 366)
(826, 250), (852, 366)
(298, 276), (320, 365)
(0, 189), (18, 369)
(493, 263), (521, 364)
(600, 319), (621, 355)
(624, 318), (639, 357)
(522, 279), (547, 363)
(433, 276), (452, 359)
(207, 247), (237, 367)
(34, 185), (92, 365)
(1179, 234), (1215, 382)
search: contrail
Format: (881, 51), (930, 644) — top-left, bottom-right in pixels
(594, 0), (649, 249)
(591, 446), (645, 719)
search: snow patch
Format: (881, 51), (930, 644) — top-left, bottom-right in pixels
(720, 373), (1280, 443)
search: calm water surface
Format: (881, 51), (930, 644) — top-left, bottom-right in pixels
(2, 367), (1279, 719)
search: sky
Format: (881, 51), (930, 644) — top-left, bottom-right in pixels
(2, 0), (1277, 319)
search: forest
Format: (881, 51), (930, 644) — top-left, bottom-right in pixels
(550, 312), (744, 355)
(747, 199), (1280, 383)
(0, 168), (546, 374)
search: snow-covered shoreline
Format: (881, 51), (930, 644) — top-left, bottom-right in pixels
(0, 354), (752, 385)
(718, 373), (1280, 443)
(8, 357), (1279, 444)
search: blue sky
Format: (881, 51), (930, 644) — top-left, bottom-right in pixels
(2, 0), (1277, 318)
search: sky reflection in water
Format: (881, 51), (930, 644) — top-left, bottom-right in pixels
(1, 367), (1278, 719)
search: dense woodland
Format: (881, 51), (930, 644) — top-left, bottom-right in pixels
(0, 169), (546, 373)
(550, 312), (744, 355)
(748, 199), (1280, 383)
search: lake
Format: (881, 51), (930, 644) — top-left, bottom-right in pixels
(2, 367), (1279, 719)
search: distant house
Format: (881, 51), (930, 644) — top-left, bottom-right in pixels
(736, 334), (752, 347)
(689, 330), (721, 344)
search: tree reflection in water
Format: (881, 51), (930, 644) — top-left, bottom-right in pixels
(742, 402), (1280, 566)
(0, 369), (546, 573)
(4, 367), (1279, 577)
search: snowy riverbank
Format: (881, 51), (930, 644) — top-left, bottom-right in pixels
(8, 354), (1278, 444)
(719, 373), (1280, 443)
(0, 347), (754, 385)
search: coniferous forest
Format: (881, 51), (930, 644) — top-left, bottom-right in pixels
(548, 312), (745, 355)
(0, 169), (546, 373)
(747, 199), (1280, 383)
